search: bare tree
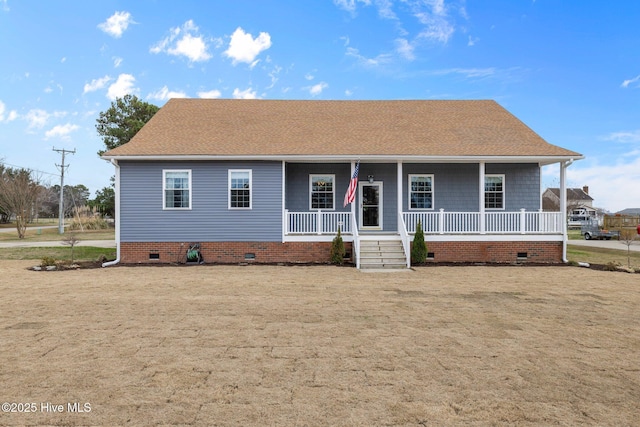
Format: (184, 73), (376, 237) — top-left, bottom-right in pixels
(61, 233), (80, 263)
(0, 166), (43, 238)
(619, 228), (638, 269)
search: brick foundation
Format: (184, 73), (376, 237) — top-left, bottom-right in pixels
(120, 241), (353, 264)
(415, 241), (563, 264)
(120, 240), (562, 265)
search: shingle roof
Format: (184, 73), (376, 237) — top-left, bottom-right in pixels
(546, 188), (594, 201)
(102, 99), (582, 160)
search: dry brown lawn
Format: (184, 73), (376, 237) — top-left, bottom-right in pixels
(0, 261), (638, 426)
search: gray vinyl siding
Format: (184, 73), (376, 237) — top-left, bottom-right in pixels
(403, 163), (540, 212)
(119, 161), (282, 242)
(286, 163), (397, 232)
(486, 163), (540, 211)
(285, 163), (351, 212)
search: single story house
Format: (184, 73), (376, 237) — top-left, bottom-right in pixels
(101, 99), (583, 269)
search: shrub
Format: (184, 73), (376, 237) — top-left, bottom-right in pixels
(411, 220), (427, 264)
(41, 256), (57, 267)
(604, 261), (621, 271)
(68, 206), (110, 230)
(330, 227), (346, 265)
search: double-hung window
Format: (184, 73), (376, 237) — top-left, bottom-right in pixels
(409, 174), (434, 210)
(163, 170), (191, 209)
(485, 174), (504, 209)
(229, 170), (252, 209)
(310, 174), (335, 210)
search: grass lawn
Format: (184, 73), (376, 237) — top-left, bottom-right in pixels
(0, 226), (115, 242)
(567, 244), (640, 268)
(1, 262), (638, 426)
(0, 246), (116, 262)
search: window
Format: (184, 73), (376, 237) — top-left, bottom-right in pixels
(409, 174), (434, 210)
(229, 170), (251, 209)
(163, 170), (191, 209)
(310, 174), (335, 210)
(485, 175), (504, 209)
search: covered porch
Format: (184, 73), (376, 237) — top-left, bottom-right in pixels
(282, 159), (575, 268)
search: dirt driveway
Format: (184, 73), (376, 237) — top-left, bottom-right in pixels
(0, 262), (638, 426)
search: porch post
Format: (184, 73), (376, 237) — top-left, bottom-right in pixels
(282, 161), (286, 242)
(397, 161), (403, 225)
(560, 160), (569, 261)
(350, 161), (356, 224)
(479, 161), (486, 234)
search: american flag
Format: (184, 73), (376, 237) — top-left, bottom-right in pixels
(343, 161), (360, 207)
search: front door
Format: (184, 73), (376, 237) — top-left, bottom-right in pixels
(359, 182), (383, 230)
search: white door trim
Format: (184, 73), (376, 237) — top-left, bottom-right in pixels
(359, 181), (383, 231)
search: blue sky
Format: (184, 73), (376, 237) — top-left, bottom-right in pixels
(0, 0), (639, 212)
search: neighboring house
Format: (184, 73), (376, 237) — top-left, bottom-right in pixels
(542, 186), (596, 227)
(102, 99), (583, 268)
(542, 186), (594, 211)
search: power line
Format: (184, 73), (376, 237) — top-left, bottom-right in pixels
(0, 161), (60, 178)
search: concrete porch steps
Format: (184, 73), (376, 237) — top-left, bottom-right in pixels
(359, 238), (408, 269)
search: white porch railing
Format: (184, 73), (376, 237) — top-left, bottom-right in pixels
(285, 210), (353, 235)
(397, 211), (411, 268)
(285, 209), (563, 236)
(402, 209), (563, 234)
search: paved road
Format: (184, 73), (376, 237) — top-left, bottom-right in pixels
(568, 238), (640, 252)
(0, 225), (115, 248)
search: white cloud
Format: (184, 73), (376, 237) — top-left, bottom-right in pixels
(25, 109), (50, 129)
(308, 82), (329, 96)
(346, 46), (393, 67)
(83, 75), (112, 94)
(147, 86), (188, 101)
(333, 0), (371, 13)
(0, 100), (14, 122)
(113, 57), (123, 67)
(232, 88), (258, 99)
(98, 11), (135, 38)
(1, 0), (9, 12)
(266, 65), (282, 90)
(566, 156), (640, 212)
(604, 130), (640, 143)
(431, 67), (497, 79)
(395, 38), (415, 60)
(415, 14), (455, 43)
(197, 89), (222, 99)
(224, 27), (272, 66)
(107, 73), (137, 100)
(45, 123), (79, 140)
(151, 20), (213, 63)
(621, 75), (640, 88)
(468, 35), (479, 46)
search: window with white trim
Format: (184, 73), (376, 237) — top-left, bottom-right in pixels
(163, 170), (191, 209)
(310, 174), (335, 210)
(229, 170), (252, 209)
(485, 174), (504, 209)
(409, 174), (434, 210)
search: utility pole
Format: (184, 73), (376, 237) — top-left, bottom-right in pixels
(53, 147), (76, 234)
